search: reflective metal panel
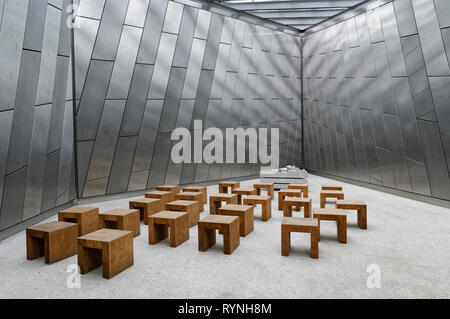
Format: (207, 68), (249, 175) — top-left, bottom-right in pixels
(56, 101), (74, 199)
(147, 132), (172, 188)
(0, 167), (28, 230)
(434, 0), (450, 28)
(193, 9), (211, 40)
(77, 0), (105, 20)
(202, 13), (224, 70)
(159, 67), (187, 132)
(393, 0), (418, 37)
(125, 0), (149, 28)
(40, 151), (60, 212)
(162, 1), (183, 34)
(22, 0), (47, 52)
(107, 136), (138, 194)
(210, 43), (231, 99)
(182, 38), (206, 99)
(172, 6), (198, 67)
(0, 110), (13, 214)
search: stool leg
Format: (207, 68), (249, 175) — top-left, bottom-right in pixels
(171, 217), (189, 247)
(78, 244), (102, 275)
(338, 217), (347, 243)
(305, 202), (311, 218)
(320, 195), (325, 208)
(264, 200), (271, 221)
(281, 229), (290, 256)
(149, 222), (168, 245)
(223, 223), (240, 254)
(198, 225), (215, 251)
(26, 231), (44, 260)
(310, 229), (319, 259)
(278, 195), (283, 211)
(358, 207), (367, 229)
(256, 188), (261, 196)
(283, 205), (292, 217)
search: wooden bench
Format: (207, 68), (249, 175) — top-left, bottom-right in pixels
(283, 197), (312, 218)
(336, 200), (367, 229)
(218, 181), (240, 193)
(58, 206), (99, 236)
(198, 215), (240, 255)
(176, 191), (204, 212)
(231, 187), (258, 204)
(78, 228), (134, 279)
(288, 184), (309, 197)
(278, 189), (302, 211)
(320, 190), (344, 208)
(183, 186), (207, 204)
(148, 211), (189, 247)
(99, 209), (140, 237)
(145, 190), (173, 205)
(243, 195), (272, 221)
(218, 204), (254, 237)
(156, 185), (181, 201)
(253, 182), (274, 200)
(166, 200), (201, 227)
(209, 193), (238, 215)
(281, 217), (319, 259)
(313, 208), (347, 243)
(129, 198), (164, 225)
(322, 184), (343, 191)
(26, 221), (78, 264)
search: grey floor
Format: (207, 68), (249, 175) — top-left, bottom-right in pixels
(1, 174), (450, 299)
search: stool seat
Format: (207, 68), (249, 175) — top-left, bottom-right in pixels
(99, 209), (140, 237)
(176, 191), (204, 212)
(336, 200), (367, 229)
(231, 188), (257, 204)
(218, 204), (254, 237)
(281, 217), (319, 259)
(209, 193), (238, 214)
(322, 184), (343, 191)
(145, 191), (173, 204)
(156, 185), (180, 201)
(278, 189), (302, 210)
(166, 200), (201, 227)
(129, 198), (164, 225)
(283, 197), (312, 218)
(198, 215), (240, 254)
(218, 181), (240, 193)
(313, 208), (347, 243)
(253, 183), (274, 200)
(320, 190), (344, 208)
(288, 184), (309, 197)
(148, 211), (189, 247)
(183, 186), (207, 204)
(242, 195), (272, 221)
(58, 206), (99, 236)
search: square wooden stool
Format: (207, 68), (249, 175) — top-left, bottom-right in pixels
(99, 209), (140, 237)
(166, 200), (201, 227)
(26, 221), (78, 264)
(231, 187), (258, 204)
(78, 229), (134, 279)
(320, 190), (344, 208)
(183, 186), (207, 204)
(209, 193), (238, 215)
(218, 181), (240, 193)
(148, 211), (189, 247)
(58, 206), (99, 236)
(218, 204), (254, 237)
(278, 189), (302, 211)
(198, 215), (240, 255)
(336, 200), (367, 229)
(322, 184), (343, 191)
(288, 184), (309, 197)
(156, 185), (181, 201)
(145, 190), (173, 205)
(283, 197), (312, 218)
(243, 195), (272, 221)
(281, 217), (319, 259)
(129, 198), (164, 225)
(253, 182), (274, 200)
(313, 208), (347, 243)
(176, 191), (204, 212)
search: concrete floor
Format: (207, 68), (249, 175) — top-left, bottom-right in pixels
(1, 174), (450, 299)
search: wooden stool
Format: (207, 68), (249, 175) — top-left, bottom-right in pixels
(166, 200), (201, 227)
(26, 221), (78, 264)
(156, 185), (180, 201)
(231, 187), (257, 204)
(253, 182), (274, 200)
(283, 197), (312, 218)
(313, 208), (347, 243)
(129, 198), (164, 225)
(183, 186), (207, 204)
(78, 229), (133, 279)
(99, 209), (140, 237)
(336, 200), (367, 229)
(58, 206), (99, 236)
(209, 193), (238, 214)
(278, 189), (302, 210)
(176, 191), (204, 212)
(218, 204), (254, 237)
(218, 181), (240, 193)
(320, 190), (344, 208)
(322, 184), (343, 191)
(243, 195), (272, 221)
(198, 215), (240, 254)
(281, 217), (319, 259)
(145, 190), (173, 205)
(148, 211), (189, 247)
(288, 184), (309, 197)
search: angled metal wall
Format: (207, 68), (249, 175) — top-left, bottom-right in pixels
(0, 0), (75, 232)
(74, 0), (303, 198)
(303, 0), (450, 201)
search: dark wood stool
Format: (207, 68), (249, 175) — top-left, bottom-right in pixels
(288, 184), (309, 197)
(320, 190), (344, 208)
(129, 198), (164, 225)
(145, 190), (173, 205)
(313, 208), (347, 243)
(218, 181), (240, 193)
(336, 200), (367, 229)
(176, 191), (204, 212)
(26, 221), (78, 264)
(322, 184), (343, 191)
(99, 209), (140, 237)
(58, 206), (99, 236)
(148, 211), (189, 247)
(78, 229), (134, 279)
(198, 215), (240, 254)
(183, 186), (207, 204)
(278, 189), (302, 211)
(243, 195), (272, 221)
(166, 200), (201, 227)
(156, 185), (181, 201)
(281, 217), (319, 259)
(253, 182), (274, 200)
(209, 193), (238, 214)
(283, 197), (312, 218)
(231, 187), (258, 204)
(218, 204), (254, 237)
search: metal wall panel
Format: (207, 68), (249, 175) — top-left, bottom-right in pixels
(182, 38), (206, 99)
(77, 0), (105, 20)
(193, 10), (211, 40)
(107, 135), (137, 194)
(0, 167), (28, 230)
(172, 6), (198, 67)
(124, 0), (149, 28)
(162, 1), (183, 34)
(159, 67), (187, 132)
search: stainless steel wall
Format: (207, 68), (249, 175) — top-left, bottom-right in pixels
(0, 0), (75, 232)
(74, 0), (303, 198)
(303, 0), (450, 201)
